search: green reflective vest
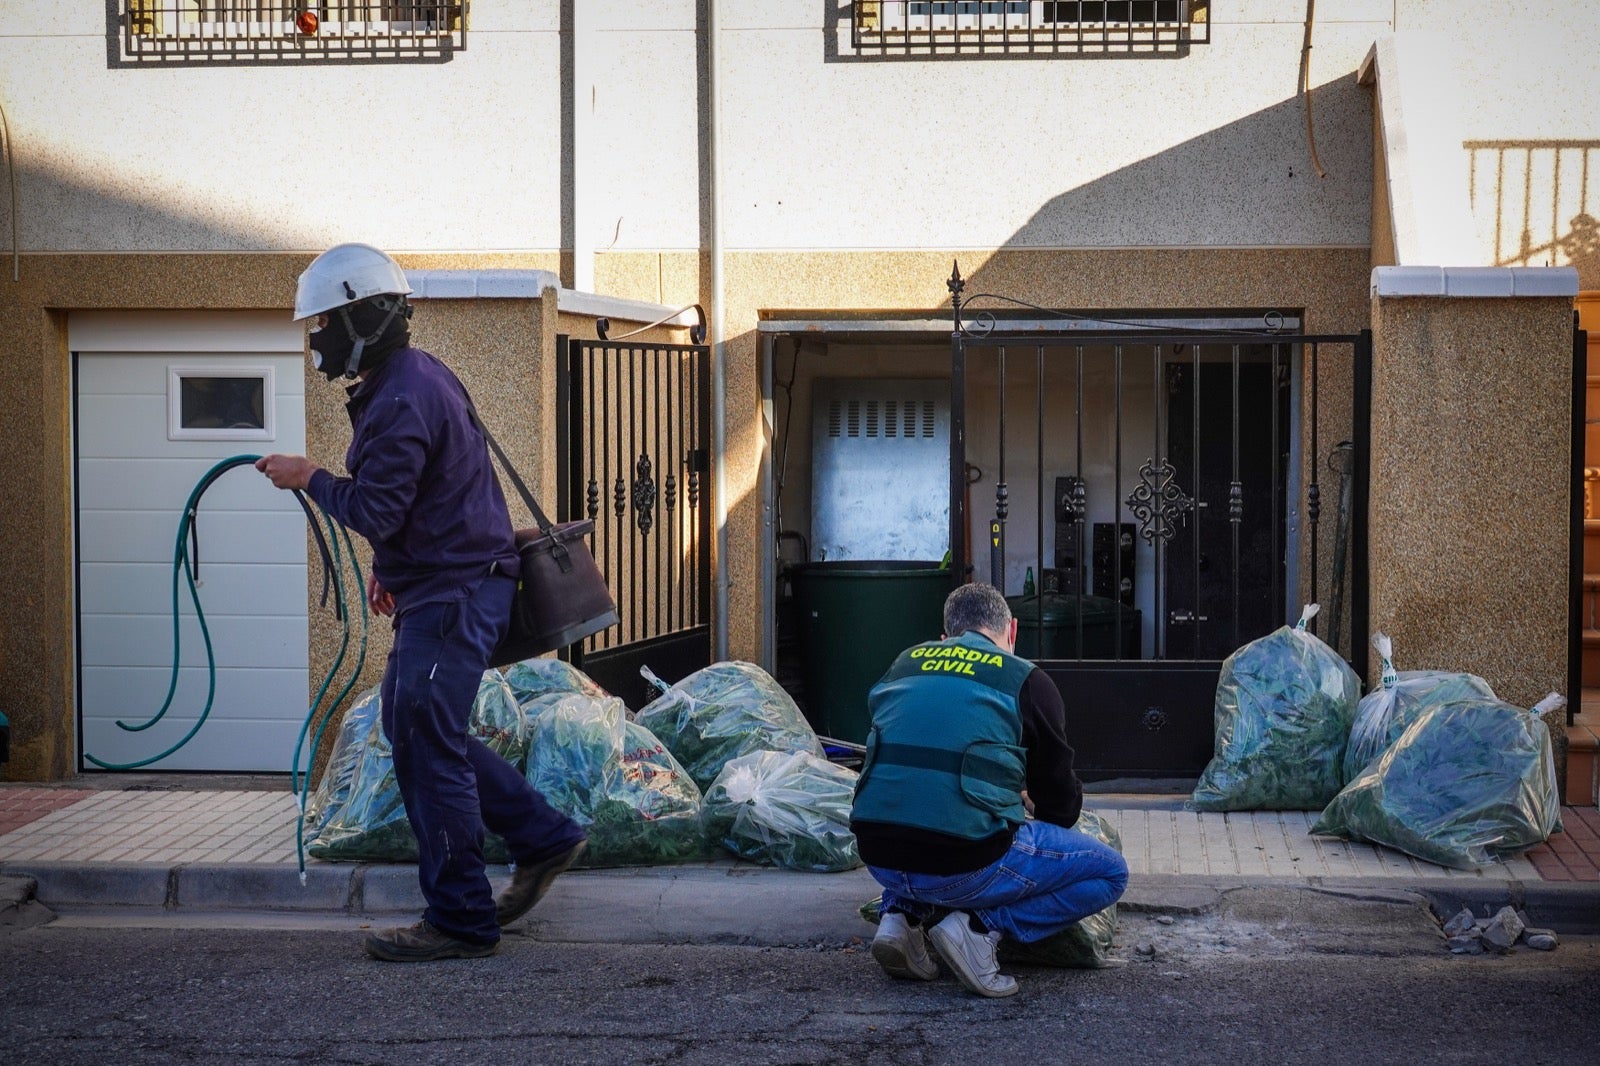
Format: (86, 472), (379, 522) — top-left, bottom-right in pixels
(851, 630), (1032, 840)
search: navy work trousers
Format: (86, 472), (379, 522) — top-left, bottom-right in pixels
(380, 572), (586, 945)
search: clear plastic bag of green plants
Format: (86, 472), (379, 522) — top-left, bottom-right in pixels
(503, 657), (608, 707)
(306, 672), (524, 862)
(302, 685), (382, 846)
(857, 809), (1123, 968)
(1342, 633), (1496, 783)
(635, 661), (824, 790)
(1191, 605), (1361, 811)
(1312, 693), (1564, 869)
(473, 671), (530, 771)
(524, 693), (709, 868)
(702, 749), (861, 872)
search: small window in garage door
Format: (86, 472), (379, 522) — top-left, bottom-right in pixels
(71, 312), (309, 773)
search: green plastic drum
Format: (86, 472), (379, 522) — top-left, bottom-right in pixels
(793, 561), (952, 744)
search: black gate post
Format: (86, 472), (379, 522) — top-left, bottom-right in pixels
(949, 264), (968, 585)
(1571, 314), (1587, 726)
(1351, 328), (1373, 685)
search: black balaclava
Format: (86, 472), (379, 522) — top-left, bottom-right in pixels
(309, 294), (412, 381)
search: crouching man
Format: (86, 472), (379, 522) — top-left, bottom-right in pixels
(849, 582), (1129, 997)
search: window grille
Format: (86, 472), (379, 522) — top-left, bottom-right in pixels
(850, 1), (1208, 57)
(120, 2), (465, 62)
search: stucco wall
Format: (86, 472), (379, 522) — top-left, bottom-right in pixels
(1368, 293), (1574, 707)
(0, 252), (561, 781)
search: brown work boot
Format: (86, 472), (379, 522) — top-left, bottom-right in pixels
(495, 839), (587, 927)
(363, 920), (499, 963)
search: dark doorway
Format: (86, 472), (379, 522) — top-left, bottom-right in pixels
(1163, 350), (1290, 660)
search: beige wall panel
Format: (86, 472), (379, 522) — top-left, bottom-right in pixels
(1368, 295), (1573, 708)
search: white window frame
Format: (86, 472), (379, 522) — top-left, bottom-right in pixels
(167, 364), (277, 441)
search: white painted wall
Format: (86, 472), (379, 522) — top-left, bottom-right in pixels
(1, 1), (1385, 257)
(73, 313), (309, 772)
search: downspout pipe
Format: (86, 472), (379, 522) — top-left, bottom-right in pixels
(708, 0), (730, 659)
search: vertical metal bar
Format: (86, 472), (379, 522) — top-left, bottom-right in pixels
(1191, 341), (1201, 660)
(1352, 331), (1373, 688)
(667, 344), (679, 633)
(652, 344), (664, 638)
(1271, 342), (1281, 626)
(627, 345), (639, 644)
(1308, 341), (1321, 628)
(951, 331), (968, 587)
(1230, 342), (1242, 652)
(1033, 343), (1045, 656)
(993, 345), (1008, 591)
(1074, 343), (1084, 660)
(699, 343), (714, 632)
(1569, 318), (1585, 724)
(1151, 343), (1162, 660)
(1113, 344), (1124, 660)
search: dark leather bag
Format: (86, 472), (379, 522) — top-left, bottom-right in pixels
(472, 410), (618, 667)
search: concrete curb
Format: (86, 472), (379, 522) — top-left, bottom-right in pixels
(6, 859), (1597, 943)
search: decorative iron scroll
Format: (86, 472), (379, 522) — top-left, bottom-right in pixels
(632, 454), (657, 535)
(1125, 458), (1194, 544)
(1228, 481), (1243, 522)
(613, 476), (626, 520)
(586, 478), (600, 521)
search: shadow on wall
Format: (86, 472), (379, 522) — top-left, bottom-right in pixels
(6, 153), (320, 256)
(997, 74), (1368, 256)
(945, 75), (1369, 312)
(1467, 139), (1600, 287)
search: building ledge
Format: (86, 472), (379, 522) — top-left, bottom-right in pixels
(1371, 266), (1580, 299)
(404, 269), (698, 329)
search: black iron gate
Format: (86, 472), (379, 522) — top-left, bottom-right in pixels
(558, 334), (713, 709)
(949, 277), (1372, 779)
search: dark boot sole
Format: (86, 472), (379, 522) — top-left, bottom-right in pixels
(495, 839), (588, 927)
(363, 935), (500, 963)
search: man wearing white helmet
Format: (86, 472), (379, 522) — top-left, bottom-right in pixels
(257, 243), (586, 961)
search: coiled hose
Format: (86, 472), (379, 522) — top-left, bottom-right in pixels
(83, 454), (369, 882)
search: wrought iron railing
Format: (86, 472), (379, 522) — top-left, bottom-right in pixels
(849, 0), (1209, 58)
(119, 2), (465, 62)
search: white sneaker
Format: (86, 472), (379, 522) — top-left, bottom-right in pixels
(871, 911), (940, 981)
(928, 911), (1018, 998)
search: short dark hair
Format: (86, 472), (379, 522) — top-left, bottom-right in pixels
(943, 582), (1011, 638)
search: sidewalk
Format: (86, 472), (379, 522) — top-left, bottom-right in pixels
(3, 782), (1598, 941)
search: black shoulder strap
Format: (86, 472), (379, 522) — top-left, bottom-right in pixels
(467, 406), (555, 536)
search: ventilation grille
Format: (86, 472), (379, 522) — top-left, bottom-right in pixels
(826, 398), (937, 439)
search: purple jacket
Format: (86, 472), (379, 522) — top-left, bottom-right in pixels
(306, 347), (519, 614)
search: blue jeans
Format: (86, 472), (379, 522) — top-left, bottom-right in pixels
(868, 820), (1129, 944)
(381, 572), (586, 945)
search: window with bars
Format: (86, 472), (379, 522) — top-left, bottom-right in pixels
(120, 2), (465, 61)
(850, 0), (1208, 57)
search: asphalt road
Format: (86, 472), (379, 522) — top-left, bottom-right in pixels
(3, 899), (1596, 1065)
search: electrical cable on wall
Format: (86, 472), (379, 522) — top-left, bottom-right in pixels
(0, 94), (17, 281)
(1300, 0), (1329, 179)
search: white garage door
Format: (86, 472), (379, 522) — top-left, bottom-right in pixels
(73, 312), (310, 773)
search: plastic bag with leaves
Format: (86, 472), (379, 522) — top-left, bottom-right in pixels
(1342, 633), (1496, 783)
(524, 693), (709, 868)
(635, 661), (824, 790)
(1312, 693), (1564, 869)
(305, 673), (525, 862)
(858, 809), (1123, 968)
(503, 657), (608, 708)
(1191, 605), (1360, 811)
(703, 749), (862, 872)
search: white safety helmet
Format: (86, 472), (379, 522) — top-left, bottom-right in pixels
(292, 242), (413, 322)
